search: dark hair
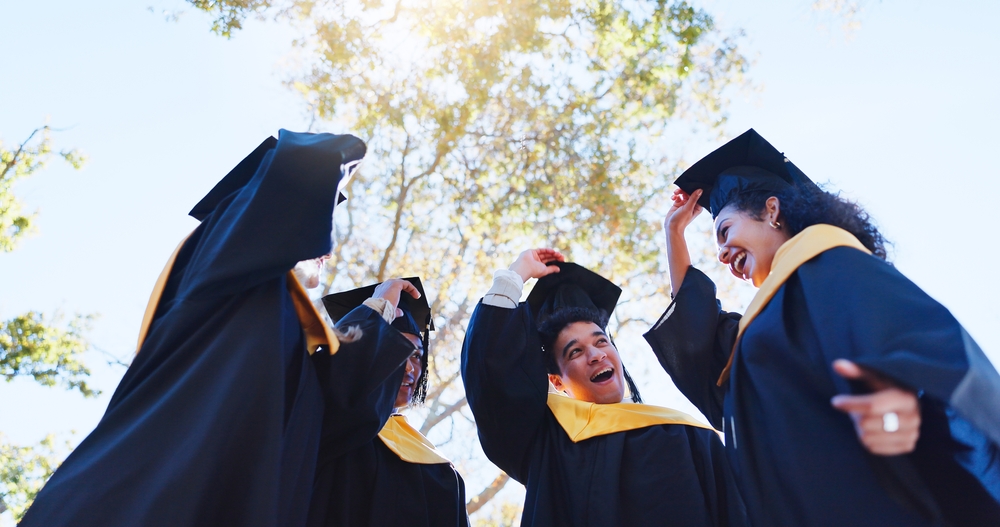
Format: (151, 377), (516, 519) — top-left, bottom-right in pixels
(537, 307), (643, 404)
(410, 333), (430, 406)
(725, 184), (890, 260)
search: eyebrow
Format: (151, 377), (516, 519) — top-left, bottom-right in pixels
(560, 339), (578, 359)
(560, 330), (608, 358)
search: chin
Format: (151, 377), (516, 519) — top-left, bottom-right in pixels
(593, 389), (625, 405)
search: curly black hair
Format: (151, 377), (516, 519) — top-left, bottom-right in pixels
(725, 183), (890, 261)
(537, 307), (643, 404)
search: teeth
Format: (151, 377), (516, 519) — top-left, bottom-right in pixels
(590, 367), (613, 381)
(731, 252), (747, 275)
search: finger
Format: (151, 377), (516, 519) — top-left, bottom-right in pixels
(833, 359), (891, 391)
(395, 308), (404, 318)
(399, 281), (420, 299)
(538, 265), (561, 277)
(682, 189), (704, 212)
(831, 393), (873, 414)
(832, 359), (864, 380)
(865, 389), (919, 416)
(536, 248), (566, 262)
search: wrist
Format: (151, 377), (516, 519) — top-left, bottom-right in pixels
(507, 262), (531, 283)
(665, 232), (684, 249)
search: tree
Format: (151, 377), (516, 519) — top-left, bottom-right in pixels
(189, 0), (749, 519)
(0, 435), (67, 522)
(0, 126), (93, 523)
(0, 126), (94, 396)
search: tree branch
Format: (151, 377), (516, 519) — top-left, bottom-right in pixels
(0, 126), (46, 182)
(466, 472), (511, 515)
(419, 396), (467, 435)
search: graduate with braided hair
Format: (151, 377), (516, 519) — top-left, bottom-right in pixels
(307, 277), (470, 527)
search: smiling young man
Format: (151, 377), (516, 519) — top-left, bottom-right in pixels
(461, 249), (747, 527)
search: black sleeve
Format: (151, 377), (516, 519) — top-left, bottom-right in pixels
(178, 132), (355, 299)
(797, 247), (1000, 519)
(643, 267), (740, 430)
(798, 247), (1000, 446)
(460, 301), (549, 483)
(312, 305), (414, 461)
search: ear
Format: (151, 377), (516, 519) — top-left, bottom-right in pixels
(765, 196), (782, 223)
(548, 374), (566, 393)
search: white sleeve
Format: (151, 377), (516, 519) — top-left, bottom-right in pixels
(482, 269), (524, 309)
(362, 297), (396, 323)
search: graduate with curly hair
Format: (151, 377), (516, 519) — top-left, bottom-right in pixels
(648, 128), (1000, 526)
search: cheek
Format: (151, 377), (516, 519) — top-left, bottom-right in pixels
(412, 358), (424, 379)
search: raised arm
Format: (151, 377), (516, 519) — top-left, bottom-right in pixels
(180, 131), (364, 298)
(665, 188), (704, 297)
(460, 249), (564, 482)
(645, 191), (737, 429)
(313, 280), (418, 461)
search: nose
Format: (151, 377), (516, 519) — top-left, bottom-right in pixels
(718, 244), (732, 265)
(587, 346), (607, 364)
(405, 359), (414, 374)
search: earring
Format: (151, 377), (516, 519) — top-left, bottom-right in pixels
(769, 220), (781, 229)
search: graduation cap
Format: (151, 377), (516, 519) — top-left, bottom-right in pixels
(526, 261), (642, 404)
(321, 277), (433, 404)
(673, 128), (816, 219)
(188, 133), (366, 222)
(526, 262), (622, 326)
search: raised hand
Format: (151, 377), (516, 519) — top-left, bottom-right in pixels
(830, 359), (921, 456)
(509, 248), (566, 283)
(664, 188), (704, 236)
(373, 278), (421, 318)
(663, 188), (703, 297)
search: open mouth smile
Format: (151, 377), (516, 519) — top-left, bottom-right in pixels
(730, 251), (749, 280)
(590, 367), (614, 383)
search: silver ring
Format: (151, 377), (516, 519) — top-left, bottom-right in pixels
(882, 412), (900, 433)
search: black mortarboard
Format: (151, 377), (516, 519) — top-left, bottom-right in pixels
(526, 262), (622, 326)
(321, 277), (433, 338)
(673, 128), (816, 218)
(322, 277), (433, 405)
(188, 133), (364, 222)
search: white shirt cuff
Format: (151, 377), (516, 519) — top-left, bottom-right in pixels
(482, 269), (524, 309)
(362, 297), (396, 323)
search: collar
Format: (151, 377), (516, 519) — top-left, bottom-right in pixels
(547, 393), (714, 442)
(378, 414), (452, 465)
(716, 224), (870, 385)
(135, 233), (339, 355)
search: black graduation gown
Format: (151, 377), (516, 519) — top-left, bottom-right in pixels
(461, 302), (748, 527)
(21, 132), (360, 527)
(644, 251), (1000, 527)
(307, 305), (471, 527)
(309, 429), (471, 527)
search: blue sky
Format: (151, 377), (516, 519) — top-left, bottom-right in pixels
(2, 0), (999, 517)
